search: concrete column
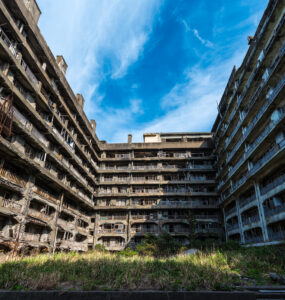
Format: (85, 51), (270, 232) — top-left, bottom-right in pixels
(93, 212), (100, 247)
(236, 198), (245, 244)
(222, 208), (228, 242)
(13, 175), (34, 254)
(127, 211), (131, 244)
(254, 181), (269, 242)
(51, 192), (64, 254)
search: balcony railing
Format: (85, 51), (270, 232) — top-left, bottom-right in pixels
(131, 215), (157, 220)
(264, 204), (285, 218)
(225, 207), (236, 217)
(100, 216), (127, 220)
(0, 165), (27, 187)
(0, 27), (18, 58)
(239, 194), (256, 209)
(242, 215), (260, 226)
(31, 126), (49, 147)
(225, 43), (285, 162)
(244, 235), (263, 244)
(195, 215), (219, 220)
(268, 230), (285, 241)
(2, 199), (22, 212)
(98, 229), (125, 234)
(22, 232), (51, 243)
(28, 209), (54, 221)
(34, 187), (57, 203)
(131, 229), (157, 234)
(260, 173), (285, 195)
(227, 223), (239, 231)
(20, 58), (39, 86)
(226, 73), (285, 165)
(227, 138), (285, 199)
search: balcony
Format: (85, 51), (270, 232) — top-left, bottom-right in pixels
(195, 228), (221, 234)
(28, 208), (54, 222)
(225, 48), (285, 162)
(227, 223), (239, 231)
(1, 199), (22, 212)
(131, 215), (157, 220)
(57, 218), (75, 229)
(227, 74), (285, 169)
(0, 165), (27, 187)
(268, 230), (285, 241)
(100, 215), (127, 221)
(244, 235), (264, 244)
(225, 207), (236, 218)
(22, 232), (50, 243)
(131, 229), (158, 234)
(239, 194), (256, 209)
(102, 244), (125, 251)
(98, 229), (126, 234)
(20, 58), (39, 86)
(260, 173), (285, 195)
(31, 126), (49, 147)
(0, 27), (18, 58)
(34, 187), (57, 203)
(195, 214), (219, 220)
(242, 215), (260, 226)
(227, 138), (285, 199)
(264, 204), (285, 218)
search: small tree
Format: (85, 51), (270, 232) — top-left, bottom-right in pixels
(136, 232), (182, 257)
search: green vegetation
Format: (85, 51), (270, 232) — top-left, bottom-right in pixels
(135, 232), (185, 257)
(0, 244), (284, 291)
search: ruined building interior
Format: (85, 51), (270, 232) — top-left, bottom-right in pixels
(0, 0), (284, 252)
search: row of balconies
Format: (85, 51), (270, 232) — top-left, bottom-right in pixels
(98, 214), (218, 221)
(215, 38), (285, 179)
(221, 135), (285, 203)
(100, 176), (214, 183)
(98, 163), (214, 171)
(97, 187), (216, 195)
(0, 164), (27, 188)
(11, 100), (97, 190)
(0, 6), (102, 164)
(217, 74), (285, 185)
(102, 152), (213, 160)
(5, 85), (98, 198)
(215, 6), (283, 149)
(0, 23), (100, 184)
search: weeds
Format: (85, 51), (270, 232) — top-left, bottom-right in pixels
(0, 245), (284, 291)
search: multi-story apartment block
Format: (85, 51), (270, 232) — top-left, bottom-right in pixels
(213, 0), (285, 245)
(0, 0), (284, 252)
(95, 133), (221, 250)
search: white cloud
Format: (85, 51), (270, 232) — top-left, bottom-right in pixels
(37, 0), (162, 111)
(181, 19), (214, 48)
(113, 49), (246, 143)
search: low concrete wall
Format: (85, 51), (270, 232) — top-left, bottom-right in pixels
(0, 291), (259, 300)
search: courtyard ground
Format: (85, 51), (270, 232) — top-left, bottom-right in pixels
(0, 245), (284, 291)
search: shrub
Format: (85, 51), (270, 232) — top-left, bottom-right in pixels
(135, 232), (182, 257)
(94, 244), (107, 252)
(117, 248), (138, 257)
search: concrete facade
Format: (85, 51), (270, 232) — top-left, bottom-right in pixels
(213, 0), (285, 246)
(0, 0), (283, 252)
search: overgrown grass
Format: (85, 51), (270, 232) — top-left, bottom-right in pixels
(0, 245), (284, 291)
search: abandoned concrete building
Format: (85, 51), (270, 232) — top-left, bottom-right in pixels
(0, 0), (284, 252)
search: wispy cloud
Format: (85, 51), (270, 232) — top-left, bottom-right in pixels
(114, 49), (245, 142)
(37, 0), (162, 109)
(181, 19), (214, 48)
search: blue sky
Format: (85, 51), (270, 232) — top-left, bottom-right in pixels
(37, 0), (267, 143)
